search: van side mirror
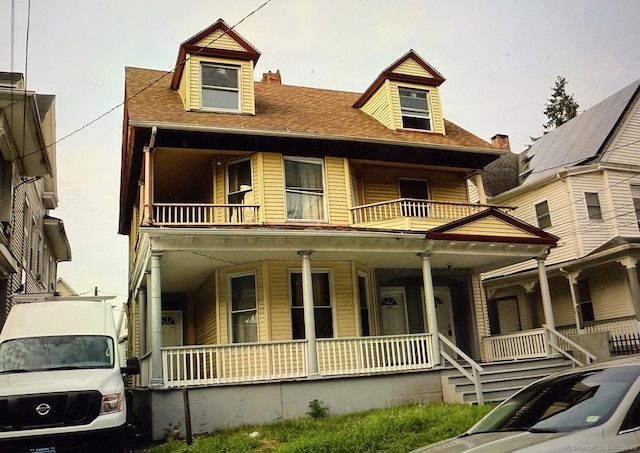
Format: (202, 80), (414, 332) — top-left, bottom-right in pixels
(121, 357), (140, 375)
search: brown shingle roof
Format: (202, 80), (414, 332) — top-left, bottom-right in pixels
(125, 66), (497, 151)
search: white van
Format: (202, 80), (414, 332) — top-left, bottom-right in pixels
(0, 295), (139, 453)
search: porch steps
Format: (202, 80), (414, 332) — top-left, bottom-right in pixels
(441, 357), (574, 405)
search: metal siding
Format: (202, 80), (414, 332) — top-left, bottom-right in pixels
(569, 173), (612, 255)
(589, 264), (632, 320)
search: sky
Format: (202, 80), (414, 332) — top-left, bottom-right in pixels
(1, 0), (640, 308)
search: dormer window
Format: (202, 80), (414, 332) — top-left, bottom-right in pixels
(399, 87), (431, 131)
(201, 63), (240, 111)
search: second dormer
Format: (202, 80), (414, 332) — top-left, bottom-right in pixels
(353, 50), (446, 135)
(170, 19), (260, 114)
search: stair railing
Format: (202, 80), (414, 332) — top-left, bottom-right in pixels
(438, 333), (485, 405)
(543, 324), (597, 366)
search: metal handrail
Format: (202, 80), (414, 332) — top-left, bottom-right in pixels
(439, 333), (485, 405)
(543, 324), (597, 366)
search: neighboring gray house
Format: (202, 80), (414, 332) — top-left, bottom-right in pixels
(482, 78), (640, 359)
(0, 72), (71, 329)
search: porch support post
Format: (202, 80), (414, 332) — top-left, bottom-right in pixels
(537, 253), (557, 354)
(618, 257), (640, 320)
(142, 146), (152, 224)
(471, 172), (487, 205)
(149, 252), (163, 388)
(138, 286), (147, 356)
(298, 250), (318, 376)
(418, 252), (440, 365)
(561, 270), (584, 334)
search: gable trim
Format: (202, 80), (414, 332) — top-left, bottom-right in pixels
(171, 19), (261, 90)
(354, 50), (445, 108)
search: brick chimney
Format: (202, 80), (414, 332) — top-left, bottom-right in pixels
(261, 70), (281, 84)
(491, 133), (511, 151)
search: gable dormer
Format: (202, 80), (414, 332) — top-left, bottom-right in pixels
(353, 50), (446, 134)
(170, 19), (261, 114)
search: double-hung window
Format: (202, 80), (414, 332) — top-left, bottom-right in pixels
(535, 200), (552, 229)
(399, 87), (431, 131)
(230, 274), (258, 343)
(290, 271), (333, 339)
(227, 159), (252, 204)
(577, 280), (595, 323)
(284, 157), (325, 221)
(585, 192), (602, 220)
(631, 185), (640, 226)
(201, 64), (239, 110)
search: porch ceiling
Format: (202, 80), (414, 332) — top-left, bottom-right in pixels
(141, 227), (547, 293)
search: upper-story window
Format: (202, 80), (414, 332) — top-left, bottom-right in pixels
(584, 192), (602, 220)
(201, 64), (240, 110)
(284, 157), (325, 221)
(535, 200), (551, 229)
(227, 159), (252, 204)
(399, 87), (431, 131)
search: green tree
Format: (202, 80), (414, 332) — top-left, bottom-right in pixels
(543, 76), (579, 131)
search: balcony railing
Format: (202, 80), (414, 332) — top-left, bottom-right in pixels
(160, 334), (435, 388)
(350, 199), (514, 225)
(153, 203), (260, 226)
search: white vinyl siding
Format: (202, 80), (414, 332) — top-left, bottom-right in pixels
(600, 95), (640, 165)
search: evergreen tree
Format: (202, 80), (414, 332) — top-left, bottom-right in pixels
(543, 76), (579, 131)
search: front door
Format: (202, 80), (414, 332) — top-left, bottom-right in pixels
(379, 287), (408, 335)
(496, 297), (521, 333)
(161, 310), (183, 347)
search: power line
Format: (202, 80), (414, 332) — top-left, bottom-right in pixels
(18, 0), (274, 160)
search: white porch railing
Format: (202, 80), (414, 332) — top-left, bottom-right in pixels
(153, 203), (260, 226)
(350, 199), (514, 224)
(544, 325), (596, 366)
(558, 317), (640, 338)
(317, 334), (434, 375)
(160, 334), (436, 388)
(139, 351), (152, 388)
(483, 328), (547, 362)
(439, 333), (485, 405)
(162, 340), (308, 387)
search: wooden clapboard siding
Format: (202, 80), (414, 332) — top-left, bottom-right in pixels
(605, 169), (640, 238)
(449, 216), (540, 237)
(588, 264), (633, 320)
(183, 56), (255, 114)
(602, 96), (640, 165)
(392, 58), (434, 78)
(184, 294), (196, 345)
(253, 153), (264, 222)
(568, 172), (613, 255)
(261, 153), (286, 223)
(332, 261), (356, 337)
(177, 61), (189, 108)
(267, 261), (295, 341)
(194, 271), (217, 345)
(360, 81), (394, 129)
(325, 156), (350, 224)
(195, 29), (245, 51)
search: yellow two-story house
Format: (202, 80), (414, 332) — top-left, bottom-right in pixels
(119, 20), (558, 439)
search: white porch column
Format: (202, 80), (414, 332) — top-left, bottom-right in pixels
(419, 252), (440, 364)
(142, 146), (152, 224)
(138, 286), (147, 357)
(561, 270), (584, 334)
(149, 252), (163, 388)
(537, 254), (557, 352)
(298, 250), (318, 375)
(472, 172), (487, 205)
(618, 257), (640, 319)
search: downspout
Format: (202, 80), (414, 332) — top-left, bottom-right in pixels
(143, 127), (158, 224)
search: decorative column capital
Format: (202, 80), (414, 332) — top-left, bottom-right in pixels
(297, 250), (313, 257)
(417, 252), (432, 259)
(618, 256), (638, 269)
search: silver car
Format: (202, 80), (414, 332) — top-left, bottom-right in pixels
(411, 356), (640, 452)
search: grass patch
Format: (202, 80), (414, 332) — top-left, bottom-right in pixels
(135, 403), (493, 453)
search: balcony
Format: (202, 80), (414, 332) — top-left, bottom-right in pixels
(350, 199), (515, 229)
(152, 203), (260, 226)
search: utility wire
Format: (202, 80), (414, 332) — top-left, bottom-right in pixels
(17, 0), (274, 160)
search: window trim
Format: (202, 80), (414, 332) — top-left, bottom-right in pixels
(535, 200), (552, 229)
(228, 272), (258, 344)
(200, 63), (241, 112)
(398, 87), (432, 132)
(283, 156), (327, 222)
(289, 269), (335, 339)
(584, 192), (603, 220)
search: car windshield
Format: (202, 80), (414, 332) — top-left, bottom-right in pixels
(0, 335), (114, 372)
(468, 365), (640, 434)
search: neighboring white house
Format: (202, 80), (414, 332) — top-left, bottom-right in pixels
(0, 73), (71, 329)
(482, 78), (640, 353)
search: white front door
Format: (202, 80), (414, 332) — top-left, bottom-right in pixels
(379, 287), (408, 336)
(161, 310), (183, 347)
